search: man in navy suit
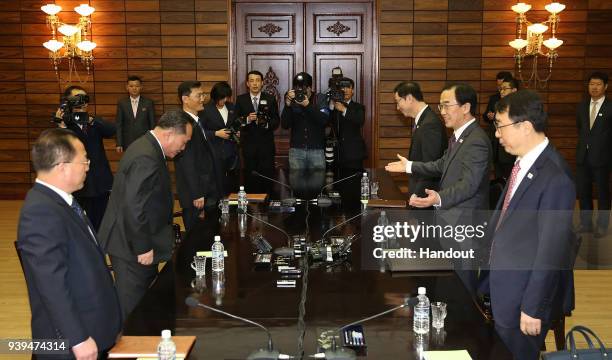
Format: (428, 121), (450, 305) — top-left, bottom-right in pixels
(576, 71), (611, 237)
(17, 129), (122, 359)
(488, 90), (576, 360)
(115, 75), (157, 153)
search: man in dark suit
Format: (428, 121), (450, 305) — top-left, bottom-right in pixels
(330, 77), (367, 170)
(392, 81), (447, 200)
(98, 111), (192, 320)
(235, 70), (281, 192)
(174, 81), (224, 231)
(57, 86), (115, 231)
(18, 128), (122, 359)
(576, 71), (611, 237)
(115, 75), (156, 153)
(488, 90), (576, 360)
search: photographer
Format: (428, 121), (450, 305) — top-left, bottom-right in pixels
(281, 72), (330, 169)
(235, 70), (280, 191)
(54, 86), (115, 231)
(329, 77), (366, 170)
(200, 81), (240, 195)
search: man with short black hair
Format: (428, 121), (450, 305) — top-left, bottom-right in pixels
(330, 77), (367, 170)
(99, 110), (192, 320)
(576, 71), (611, 237)
(18, 128), (122, 360)
(115, 75), (156, 152)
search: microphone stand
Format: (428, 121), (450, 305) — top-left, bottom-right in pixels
(315, 172), (360, 207)
(252, 170), (298, 206)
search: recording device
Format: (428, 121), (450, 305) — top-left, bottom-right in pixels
(228, 116), (248, 143)
(185, 297), (288, 360)
(251, 171), (297, 207)
(256, 99), (272, 125)
(292, 73), (311, 103)
(326, 67), (352, 104)
(316, 172), (360, 207)
(52, 94), (90, 126)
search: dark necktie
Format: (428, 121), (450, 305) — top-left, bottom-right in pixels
(71, 200), (98, 245)
(448, 134), (457, 153)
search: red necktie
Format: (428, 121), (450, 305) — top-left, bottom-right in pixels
(496, 161), (521, 230)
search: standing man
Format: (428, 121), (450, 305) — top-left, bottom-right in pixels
(392, 81), (447, 201)
(330, 77), (367, 170)
(18, 129), (122, 359)
(492, 77), (520, 181)
(99, 111), (192, 320)
(576, 71), (611, 237)
(489, 90), (575, 360)
(115, 75), (157, 153)
(57, 85), (115, 231)
(174, 81), (223, 231)
(235, 70), (281, 191)
(483, 71), (513, 127)
(281, 72), (330, 169)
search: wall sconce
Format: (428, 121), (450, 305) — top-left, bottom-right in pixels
(509, 2), (565, 88)
(41, 3), (96, 83)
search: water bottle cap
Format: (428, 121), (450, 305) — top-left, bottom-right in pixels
(418, 286), (426, 295)
(240, 186), (244, 190)
(161, 329), (171, 339)
(380, 210), (386, 216)
(363, 172), (367, 176)
(214, 235), (221, 241)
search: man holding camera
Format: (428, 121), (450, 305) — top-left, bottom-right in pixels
(281, 72), (330, 169)
(236, 70), (281, 191)
(329, 77), (366, 170)
(55, 86), (115, 231)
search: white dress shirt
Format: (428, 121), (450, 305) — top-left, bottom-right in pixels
(506, 137), (549, 201)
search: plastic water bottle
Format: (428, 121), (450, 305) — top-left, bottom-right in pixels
(211, 235), (225, 272)
(157, 329), (176, 360)
(238, 186), (248, 213)
(413, 287), (430, 334)
(360, 172), (370, 201)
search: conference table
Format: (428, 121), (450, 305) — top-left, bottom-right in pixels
(123, 168), (512, 359)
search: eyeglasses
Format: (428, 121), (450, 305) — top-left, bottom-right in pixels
(437, 103), (460, 111)
(499, 87), (513, 91)
(54, 159), (90, 167)
(494, 120), (523, 130)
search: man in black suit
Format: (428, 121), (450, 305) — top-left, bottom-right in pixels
(99, 111), (192, 320)
(392, 81), (447, 200)
(174, 81), (224, 231)
(115, 75), (156, 153)
(330, 77), (367, 170)
(235, 70), (281, 192)
(576, 71), (612, 237)
(18, 129), (122, 359)
(56, 86), (115, 231)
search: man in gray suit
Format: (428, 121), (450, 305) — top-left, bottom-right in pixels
(386, 83), (491, 292)
(115, 75), (157, 153)
(99, 111), (192, 320)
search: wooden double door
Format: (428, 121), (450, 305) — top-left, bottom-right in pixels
(231, 1), (375, 166)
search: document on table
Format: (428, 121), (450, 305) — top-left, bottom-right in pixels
(424, 350), (472, 360)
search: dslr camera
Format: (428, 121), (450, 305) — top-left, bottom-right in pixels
(326, 67), (352, 104)
(52, 94), (90, 127)
(228, 116), (247, 144)
(292, 72), (312, 103)
(255, 98), (272, 125)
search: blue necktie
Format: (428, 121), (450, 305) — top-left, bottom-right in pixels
(71, 200), (98, 246)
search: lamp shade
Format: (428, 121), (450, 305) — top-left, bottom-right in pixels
(509, 38), (529, 50)
(543, 37), (563, 50)
(511, 3), (531, 14)
(43, 39), (64, 52)
(41, 4), (62, 15)
(58, 24), (79, 37)
(76, 40), (97, 52)
(74, 4), (95, 17)
(545, 2), (566, 14)
(527, 23), (549, 34)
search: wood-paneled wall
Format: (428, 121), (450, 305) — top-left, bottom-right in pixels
(378, 0), (612, 174)
(0, 0), (228, 199)
(2, 0), (612, 198)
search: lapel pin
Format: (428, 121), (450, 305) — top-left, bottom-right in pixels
(459, 139), (464, 143)
(599, 113), (603, 116)
(527, 173), (533, 179)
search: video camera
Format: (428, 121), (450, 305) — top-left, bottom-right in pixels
(52, 94), (90, 126)
(326, 67), (352, 104)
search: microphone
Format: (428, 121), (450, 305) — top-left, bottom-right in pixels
(314, 297), (418, 360)
(320, 211), (365, 243)
(251, 171), (298, 206)
(185, 297), (285, 360)
(316, 172), (360, 207)
(243, 212), (295, 256)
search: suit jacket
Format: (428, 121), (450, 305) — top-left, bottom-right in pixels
(199, 102), (239, 169)
(17, 183), (122, 352)
(411, 121), (491, 218)
(174, 114), (224, 208)
(331, 100), (367, 164)
(98, 133), (174, 263)
(489, 143), (576, 328)
(576, 96), (612, 167)
(235, 92), (280, 161)
(67, 117), (115, 198)
(115, 96), (156, 149)
(408, 106), (447, 198)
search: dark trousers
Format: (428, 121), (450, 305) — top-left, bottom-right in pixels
(182, 206), (205, 233)
(76, 193), (109, 232)
(109, 255), (158, 322)
(577, 160), (611, 230)
(495, 323), (550, 360)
